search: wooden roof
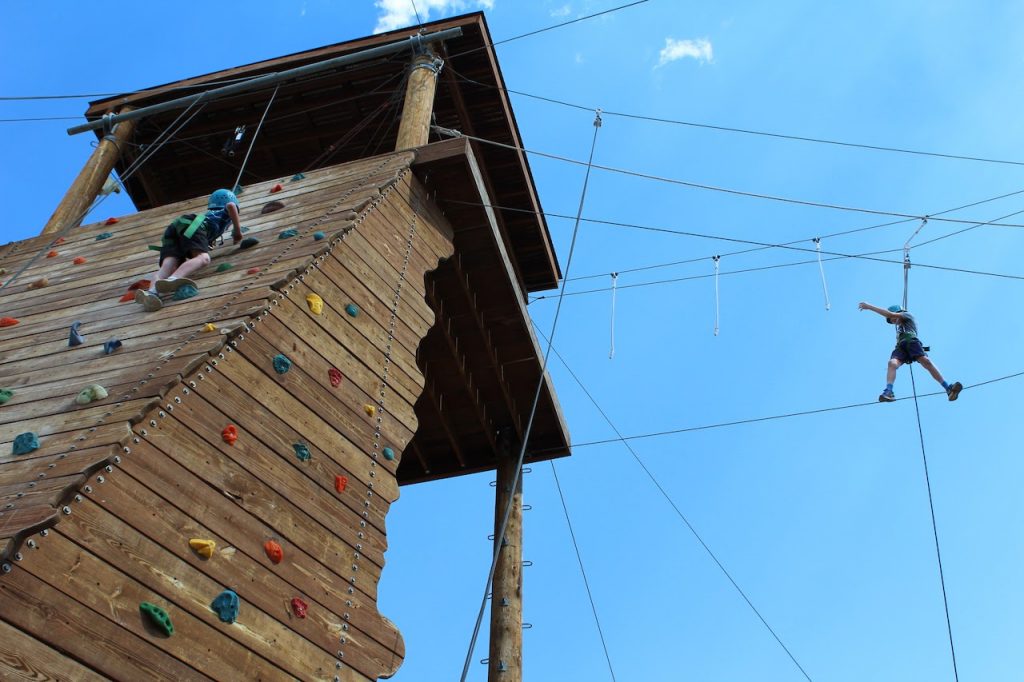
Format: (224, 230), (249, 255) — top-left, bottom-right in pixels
(83, 11), (560, 293)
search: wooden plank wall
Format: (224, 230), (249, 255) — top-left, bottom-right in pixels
(0, 161), (454, 679)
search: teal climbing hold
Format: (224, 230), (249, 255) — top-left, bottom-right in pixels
(216, 263), (234, 273)
(293, 443), (311, 462)
(278, 229), (298, 240)
(313, 231), (326, 241)
(95, 232), (113, 241)
(382, 447), (395, 461)
(140, 602), (174, 636)
(173, 285), (199, 301)
(344, 304), (359, 318)
(291, 172), (305, 181)
(0, 388), (13, 405)
(272, 354), (292, 374)
(12, 432), (39, 456)
(210, 590), (239, 624)
(238, 237), (259, 249)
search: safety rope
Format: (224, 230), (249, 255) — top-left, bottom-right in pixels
(232, 85), (280, 191)
(713, 255), (721, 336)
(608, 272), (618, 359)
(813, 238), (831, 311)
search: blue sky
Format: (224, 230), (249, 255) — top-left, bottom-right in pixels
(3, 2), (1024, 680)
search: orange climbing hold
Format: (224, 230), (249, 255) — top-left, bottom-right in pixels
(0, 317), (18, 327)
(222, 425), (238, 446)
(264, 540), (284, 564)
(270, 183), (283, 193)
(335, 475), (348, 493)
(105, 217), (119, 225)
(73, 256), (87, 265)
(189, 538), (216, 559)
(46, 250), (58, 258)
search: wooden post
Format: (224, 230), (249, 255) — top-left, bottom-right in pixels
(488, 429), (523, 680)
(41, 111), (136, 236)
(395, 50), (442, 151)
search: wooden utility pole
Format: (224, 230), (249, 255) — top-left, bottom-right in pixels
(41, 111), (136, 235)
(488, 430), (524, 680)
(395, 48), (443, 150)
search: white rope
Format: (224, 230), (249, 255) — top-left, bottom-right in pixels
(608, 272), (618, 359)
(713, 256), (720, 336)
(813, 238), (831, 311)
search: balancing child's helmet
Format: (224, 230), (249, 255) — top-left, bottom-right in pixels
(886, 304), (904, 323)
(208, 189), (239, 210)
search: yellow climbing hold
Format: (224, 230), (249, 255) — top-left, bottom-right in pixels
(363, 404), (376, 418)
(305, 293), (324, 315)
(189, 538), (216, 559)
(203, 323), (217, 333)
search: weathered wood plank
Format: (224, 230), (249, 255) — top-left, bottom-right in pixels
(0, 617), (110, 681)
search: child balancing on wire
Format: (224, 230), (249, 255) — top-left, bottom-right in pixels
(859, 302), (962, 403)
(135, 189), (243, 312)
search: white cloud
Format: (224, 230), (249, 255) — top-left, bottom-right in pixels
(374, 0), (494, 34)
(656, 37), (713, 67)
(550, 4), (571, 17)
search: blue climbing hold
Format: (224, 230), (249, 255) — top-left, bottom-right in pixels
(210, 590), (239, 624)
(173, 285), (199, 301)
(272, 354), (292, 374)
(95, 232), (113, 241)
(12, 432), (39, 456)
(293, 443), (311, 462)
(68, 321), (85, 347)
(382, 447), (395, 461)
(344, 304), (359, 318)
(103, 339), (123, 355)
(291, 173), (305, 181)
(313, 231), (326, 241)
(278, 229), (298, 240)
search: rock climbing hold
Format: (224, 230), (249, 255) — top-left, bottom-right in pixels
(272, 354), (292, 374)
(12, 432), (38, 456)
(75, 384), (108, 405)
(264, 540), (284, 565)
(215, 263), (234, 273)
(46, 250), (58, 258)
(305, 293), (323, 315)
(238, 237), (259, 250)
(293, 443), (311, 462)
(0, 389), (13, 405)
(270, 183), (283, 193)
(278, 229), (298, 240)
(140, 602), (174, 636)
(246, 267), (260, 275)
(95, 232), (113, 241)
(382, 447), (395, 461)
(68, 321), (85, 347)
(103, 339), (122, 355)
(203, 323), (217, 332)
(119, 278), (152, 301)
(328, 368), (343, 387)
(28, 277), (49, 289)
(52, 237), (65, 245)
(222, 425), (238, 446)
(0, 317), (19, 327)
(363, 404), (376, 418)
(344, 303), (359, 318)
(73, 256), (87, 265)
(291, 173), (305, 181)
(104, 217), (119, 225)
(290, 597), (308, 619)
(173, 285), (199, 301)
(210, 589), (239, 624)
(313, 231), (326, 241)
(261, 200), (285, 215)
(119, 292), (136, 303)
(335, 475), (348, 493)
(189, 538), (216, 559)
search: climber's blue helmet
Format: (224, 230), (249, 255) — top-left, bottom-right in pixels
(886, 304), (904, 323)
(208, 189), (238, 210)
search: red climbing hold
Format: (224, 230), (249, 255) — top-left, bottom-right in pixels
(52, 237), (65, 245)
(290, 597), (308, 619)
(335, 475), (348, 493)
(270, 183), (283, 193)
(264, 540), (284, 564)
(0, 317), (19, 327)
(222, 425), (238, 446)
(105, 217), (119, 225)
(128, 279), (151, 291)
(118, 292), (136, 303)
(328, 368), (343, 387)
(46, 250), (58, 258)
(247, 267), (260, 275)
(73, 257), (87, 265)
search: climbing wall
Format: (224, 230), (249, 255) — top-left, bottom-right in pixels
(0, 154), (455, 679)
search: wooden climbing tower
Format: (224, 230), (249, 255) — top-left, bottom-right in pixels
(0, 12), (568, 681)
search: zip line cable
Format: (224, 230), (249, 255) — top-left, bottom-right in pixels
(537, 330), (814, 681)
(459, 110), (604, 682)
(813, 238), (831, 311)
(549, 461), (618, 682)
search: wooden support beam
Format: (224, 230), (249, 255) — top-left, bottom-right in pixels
(488, 429), (523, 681)
(41, 111), (136, 236)
(424, 380), (467, 469)
(395, 50), (441, 151)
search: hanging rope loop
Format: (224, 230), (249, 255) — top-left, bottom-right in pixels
(813, 238), (831, 311)
(608, 272), (618, 359)
(712, 255), (721, 336)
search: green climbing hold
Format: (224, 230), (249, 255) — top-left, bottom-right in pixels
(95, 232), (113, 241)
(0, 388), (13, 405)
(278, 229), (298, 240)
(344, 303), (359, 317)
(173, 285), (199, 301)
(210, 589), (239, 624)
(238, 237), (259, 249)
(75, 384), (109, 406)
(272, 354), (292, 374)
(293, 443), (311, 462)
(12, 432), (39, 456)
(140, 602), (174, 636)
(313, 231), (326, 241)
(216, 263), (234, 273)
(291, 172), (305, 181)
(382, 447), (395, 461)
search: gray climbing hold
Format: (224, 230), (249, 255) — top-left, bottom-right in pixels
(68, 321), (85, 347)
(103, 339), (122, 355)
